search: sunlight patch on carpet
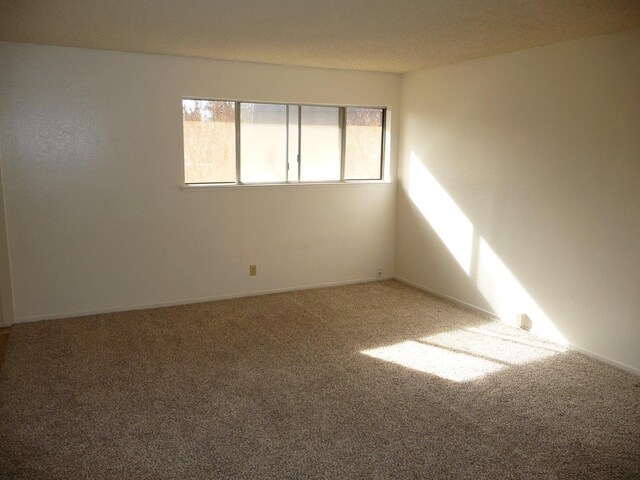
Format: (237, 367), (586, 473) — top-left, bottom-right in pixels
(361, 340), (504, 382)
(361, 323), (567, 382)
(421, 328), (563, 365)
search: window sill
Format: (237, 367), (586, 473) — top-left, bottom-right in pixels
(179, 181), (394, 191)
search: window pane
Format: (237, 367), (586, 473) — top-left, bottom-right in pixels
(287, 105), (299, 182)
(183, 99), (235, 183)
(240, 103), (287, 183)
(345, 108), (383, 180)
(300, 106), (340, 182)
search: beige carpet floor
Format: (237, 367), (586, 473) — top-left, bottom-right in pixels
(0, 280), (638, 479)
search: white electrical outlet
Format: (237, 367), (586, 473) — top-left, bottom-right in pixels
(377, 268), (383, 279)
(518, 313), (532, 331)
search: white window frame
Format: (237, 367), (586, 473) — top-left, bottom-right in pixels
(181, 98), (387, 187)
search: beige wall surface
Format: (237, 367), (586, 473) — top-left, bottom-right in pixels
(397, 29), (640, 373)
(0, 42), (400, 321)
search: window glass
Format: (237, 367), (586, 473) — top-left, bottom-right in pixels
(183, 99), (236, 183)
(183, 99), (386, 185)
(287, 105), (299, 182)
(345, 108), (383, 180)
(300, 106), (341, 182)
(240, 103), (288, 183)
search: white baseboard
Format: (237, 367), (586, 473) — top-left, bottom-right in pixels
(568, 344), (640, 377)
(14, 275), (394, 324)
(394, 275), (640, 378)
(394, 275), (498, 319)
(14, 274), (639, 378)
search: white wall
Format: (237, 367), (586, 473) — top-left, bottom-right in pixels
(0, 42), (400, 321)
(3, 31), (638, 374)
(397, 29), (640, 373)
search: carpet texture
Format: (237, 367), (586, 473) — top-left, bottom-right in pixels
(0, 280), (638, 479)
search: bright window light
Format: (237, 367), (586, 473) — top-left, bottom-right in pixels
(240, 103), (288, 183)
(300, 106), (341, 182)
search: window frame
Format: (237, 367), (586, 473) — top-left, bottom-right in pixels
(182, 98), (387, 186)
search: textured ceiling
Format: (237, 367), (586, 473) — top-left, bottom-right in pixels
(1, 0), (639, 73)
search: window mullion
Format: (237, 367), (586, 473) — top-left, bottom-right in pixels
(235, 101), (241, 184)
(379, 108), (386, 181)
(297, 105), (302, 183)
(285, 105), (290, 182)
(339, 107), (346, 182)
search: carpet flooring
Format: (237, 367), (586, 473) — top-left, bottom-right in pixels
(0, 280), (638, 479)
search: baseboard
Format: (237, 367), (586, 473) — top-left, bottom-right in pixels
(394, 275), (498, 319)
(15, 275), (395, 324)
(15, 274), (639, 378)
(568, 344), (640, 377)
(394, 275), (640, 378)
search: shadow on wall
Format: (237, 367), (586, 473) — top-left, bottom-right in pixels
(404, 151), (566, 345)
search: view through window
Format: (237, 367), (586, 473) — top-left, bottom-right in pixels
(183, 99), (236, 184)
(182, 99), (385, 184)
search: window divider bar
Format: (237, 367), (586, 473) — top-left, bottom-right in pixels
(379, 108), (387, 181)
(297, 105), (302, 182)
(235, 101), (241, 184)
(340, 107), (346, 182)
(285, 105), (290, 182)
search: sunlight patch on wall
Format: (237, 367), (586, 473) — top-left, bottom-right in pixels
(362, 340), (503, 382)
(407, 151), (567, 345)
(475, 238), (566, 343)
(408, 153), (473, 274)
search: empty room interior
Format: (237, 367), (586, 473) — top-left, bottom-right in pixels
(1, 1), (640, 478)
